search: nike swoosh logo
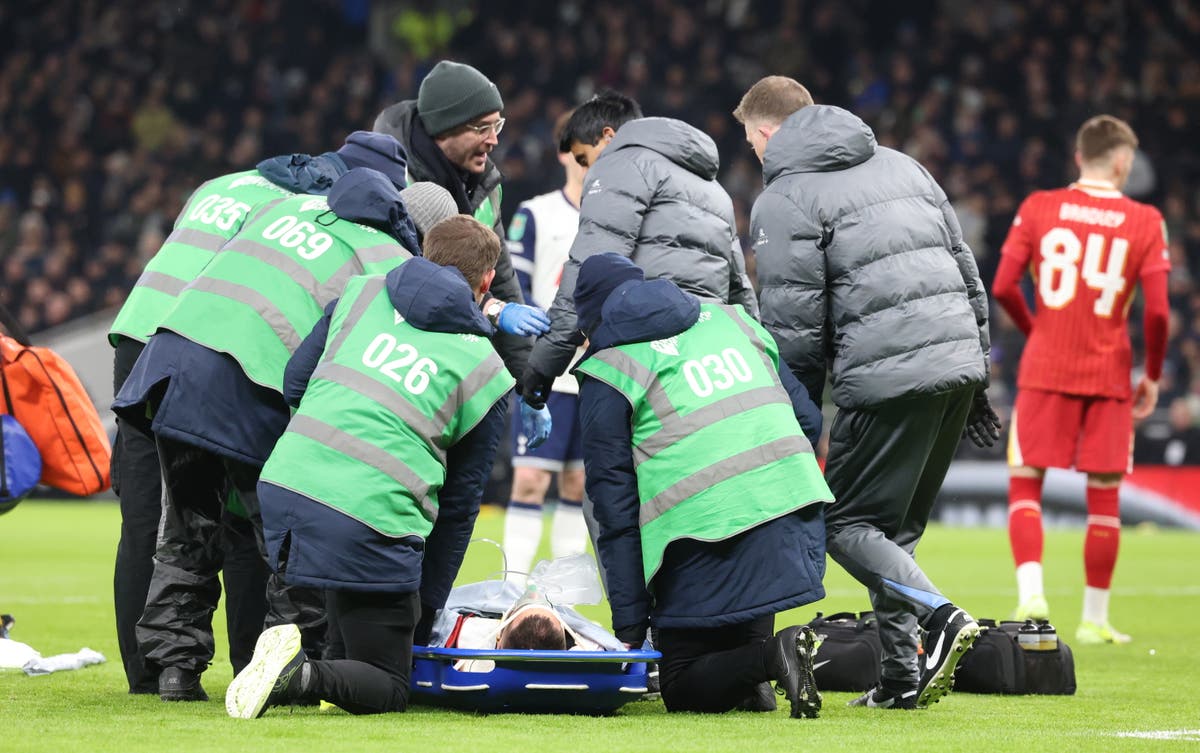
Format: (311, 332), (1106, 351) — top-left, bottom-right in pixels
(924, 632), (946, 670)
(813, 660), (831, 670)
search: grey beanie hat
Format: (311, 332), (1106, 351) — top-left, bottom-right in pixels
(417, 61), (503, 136)
(400, 181), (459, 239)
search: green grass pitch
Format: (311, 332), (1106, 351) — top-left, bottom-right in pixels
(2, 501), (1198, 752)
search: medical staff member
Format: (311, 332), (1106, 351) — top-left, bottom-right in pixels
(226, 216), (517, 718)
(572, 253), (831, 719)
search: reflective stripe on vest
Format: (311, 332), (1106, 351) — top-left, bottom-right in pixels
(244, 197), (289, 227)
(311, 360), (445, 464)
(321, 272), (381, 361)
(183, 276), (303, 353)
(108, 229), (227, 344)
(639, 434), (810, 526)
(285, 414), (438, 521)
(132, 269), (189, 299)
(222, 237), (326, 297)
(435, 357), (510, 439)
(724, 303), (783, 385)
(165, 226), (228, 252)
(357, 243), (415, 265)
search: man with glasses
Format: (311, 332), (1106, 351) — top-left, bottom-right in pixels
(374, 61), (538, 393)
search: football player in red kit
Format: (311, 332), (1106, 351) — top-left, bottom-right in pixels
(992, 115), (1170, 644)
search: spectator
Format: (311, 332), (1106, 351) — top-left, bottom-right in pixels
(2, 0), (1198, 451)
(1136, 398), (1200, 466)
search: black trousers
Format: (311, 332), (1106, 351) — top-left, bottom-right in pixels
(223, 460), (327, 655)
(823, 386), (974, 688)
(111, 338), (162, 692)
(302, 590), (420, 715)
(136, 436), (270, 675)
(656, 615), (774, 713)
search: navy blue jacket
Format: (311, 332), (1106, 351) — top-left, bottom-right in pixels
(112, 167), (423, 466)
(576, 278), (826, 643)
(256, 151), (349, 196)
(260, 258), (506, 613)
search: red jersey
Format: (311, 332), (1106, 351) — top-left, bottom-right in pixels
(999, 179), (1169, 399)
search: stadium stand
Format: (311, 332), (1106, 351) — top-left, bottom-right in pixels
(2, 0), (1199, 454)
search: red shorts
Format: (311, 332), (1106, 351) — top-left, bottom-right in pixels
(1008, 388), (1133, 474)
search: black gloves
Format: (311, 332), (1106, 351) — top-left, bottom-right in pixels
(964, 389), (1002, 448)
(520, 363), (556, 410)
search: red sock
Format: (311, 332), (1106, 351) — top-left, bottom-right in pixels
(1008, 476), (1044, 566)
(1085, 485), (1121, 589)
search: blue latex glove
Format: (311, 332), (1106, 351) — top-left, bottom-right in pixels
(520, 400), (553, 449)
(497, 303), (551, 337)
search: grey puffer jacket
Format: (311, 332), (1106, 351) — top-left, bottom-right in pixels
(528, 117), (757, 379)
(751, 105), (988, 409)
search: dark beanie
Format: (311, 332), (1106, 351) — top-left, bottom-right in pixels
(575, 253), (645, 335)
(337, 131), (409, 189)
(417, 61), (504, 136)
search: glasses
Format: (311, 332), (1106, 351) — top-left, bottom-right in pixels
(464, 118), (506, 137)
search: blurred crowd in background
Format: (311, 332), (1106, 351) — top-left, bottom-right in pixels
(2, 0), (1199, 461)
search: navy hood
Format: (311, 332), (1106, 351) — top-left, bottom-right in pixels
(586, 278), (700, 355)
(336, 131), (410, 189)
(256, 152), (349, 195)
(575, 253), (644, 336)
(327, 167), (421, 255)
(385, 257), (493, 336)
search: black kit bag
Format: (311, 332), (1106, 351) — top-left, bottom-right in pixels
(953, 619), (1027, 694)
(805, 611), (883, 691)
(955, 620), (1077, 695)
(996, 620), (1077, 695)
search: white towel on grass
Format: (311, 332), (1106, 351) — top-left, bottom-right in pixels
(0, 637), (105, 675)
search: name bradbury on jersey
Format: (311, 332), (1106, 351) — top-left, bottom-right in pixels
(1059, 203), (1126, 228)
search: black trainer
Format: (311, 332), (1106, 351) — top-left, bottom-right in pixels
(158, 666), (209, 702)
(917, 605), (980, 708)
(848, 684), (918, 709)
(767, 625), (821, 719)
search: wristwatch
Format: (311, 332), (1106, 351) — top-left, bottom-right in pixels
(483, 297), (506, 327)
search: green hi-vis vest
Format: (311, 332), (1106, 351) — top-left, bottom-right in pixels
(575, 303), (833, 585)
(156, 194), (413, 392)
(108, 170), (294, 346)
(259, 274), (514, 538)
(473, 185), (501, 229)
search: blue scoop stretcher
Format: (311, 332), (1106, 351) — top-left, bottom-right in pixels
(410, 646), (661, 714)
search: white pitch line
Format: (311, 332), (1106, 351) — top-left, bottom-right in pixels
(1113, 729), (1200, 741)
(820, 586), (1200, 598)
(3, 596), (106, 605)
